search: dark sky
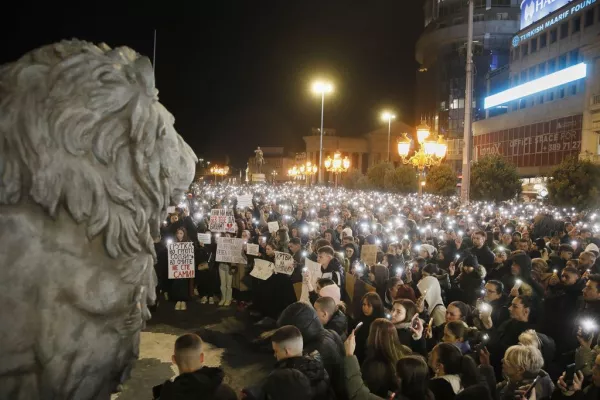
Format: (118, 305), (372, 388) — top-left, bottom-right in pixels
(0, 2), (423, 168)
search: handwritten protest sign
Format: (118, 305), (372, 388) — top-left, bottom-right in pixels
(237, 194), (253, 209)
(274, 251), (294, 275)
(268, 221), (280, 233)
(360, 244), (378, 266)
(300, 259), (323, 303)
(197, 233), (211, 245)
(216, 237), (247, 264)
(209, 209), (237, 233)
(250, 259), (274, 280)
(246, 243), (260, 256)
(168, 242), (195, 279)
(167, 206), (176, 214)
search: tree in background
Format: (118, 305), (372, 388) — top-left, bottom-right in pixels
(425, 164), (457, 196)
(366, 161), (395, 190)
(547, 156), (600, 210)
(384, 165), (418, 193)
(343, 169), (365, 190)
(471, 155), (521, 201)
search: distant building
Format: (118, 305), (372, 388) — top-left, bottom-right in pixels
(475, 0), (600, 182)
(415, 0), (520, 170)
(247, 147), (295, 182)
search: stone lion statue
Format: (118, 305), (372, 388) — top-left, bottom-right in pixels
(0, 40), (197, 399)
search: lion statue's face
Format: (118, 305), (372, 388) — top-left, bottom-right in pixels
(0, 40), (197, 399)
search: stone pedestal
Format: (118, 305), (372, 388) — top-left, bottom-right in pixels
(251, 173), (266, 183)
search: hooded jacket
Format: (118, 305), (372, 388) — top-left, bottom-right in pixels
(511, 253), (545, 298)
(321, 257), (345, 288)
(154, 367), (237, 400)
(277, 302), (346, 398)
(326, 309), (348, 342)
(271, 354), (332, 400)
(417, 276), (447, 327)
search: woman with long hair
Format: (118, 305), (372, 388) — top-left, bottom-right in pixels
(390, 299), (426, 355)
(169, 227), (194, 311)
(361, 318), (412, 397)
(354, 292), (385, 364)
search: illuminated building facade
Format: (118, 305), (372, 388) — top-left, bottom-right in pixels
(415, 0), (520, 170)
(476, 0), (600, 178)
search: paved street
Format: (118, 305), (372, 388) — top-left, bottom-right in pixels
(113, 299), (273, 399)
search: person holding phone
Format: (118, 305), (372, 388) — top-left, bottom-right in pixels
(390, 299), (426, 355)
(555, 354), (600, 399)
(496, 345), (554, 400)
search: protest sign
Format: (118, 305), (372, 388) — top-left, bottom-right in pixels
(274, 251), (294, 275)
(215, 237), (247, 264)
(246, 243), (260, 256)
(167, 206), (176, 214)
(300, 259), (323, 303)
(360, 244), (378, 266)
(250, 259), (274, 280)
(168, 242), (195, 279)
(197, 233), (211, 245)
(268, 221), (280, 233)
(209, 209), (236, 233)
(237, 194), (253, 209)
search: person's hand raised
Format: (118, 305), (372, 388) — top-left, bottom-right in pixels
(344, 330), (357, 356)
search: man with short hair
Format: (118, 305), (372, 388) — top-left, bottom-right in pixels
(289, 237), (304, 284)
(317, 245), (344, 287)
(574, 275), (600, 377)
(470, 230), (495, 270)
(314, 296), (348, 341)
(551, 243), (574, 272)
(579, 251), (597, 274)
(153, 333), (236, 400)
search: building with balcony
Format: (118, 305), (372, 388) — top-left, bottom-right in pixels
(474, 0), (600, 180)
(415, 0), (520, 170)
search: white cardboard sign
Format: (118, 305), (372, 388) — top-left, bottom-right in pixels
(168, 242), (195, 279)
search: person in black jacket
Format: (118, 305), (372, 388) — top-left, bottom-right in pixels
(277, 302), (346, 399)
(428, 342), (481, 400)
(390, 298), (427, 355)
(473, 280), (510, 331)
(152, 333), (236, 400)
(317, 246), (345, 288)
(470, 231), (496, 271)
(314, 296), (348, 341)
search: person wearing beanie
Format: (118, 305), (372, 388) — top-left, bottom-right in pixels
(448, 253), (485, 307)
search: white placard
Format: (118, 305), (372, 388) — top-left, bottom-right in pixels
(246, 243), (260, 256)
(250, 259), (274, 280)
(209, 209), (236, 233)
(168, 242), (195, 279)
(268, 221), (280, 233)
(300, 259), (323, 303)
(274, 251), (294, 275)
(237, 194), (253, 209)
(216, 237), (247, 264)
(167, 206), (176, 214)
(197, 233), (211, 245)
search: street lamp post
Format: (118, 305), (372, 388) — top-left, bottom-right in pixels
(324, 151), (351, 188)
(397, 123), (448, 197)
(381, 111), (396, 162)
(209, 165), (229, 184)
(312, 81), (334, 184)
(288, 161), (318, 185)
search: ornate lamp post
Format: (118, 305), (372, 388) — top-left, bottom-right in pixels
(210, 165), (229, 183)
(397, 123), (447, 197)
(324, 151), (351, 188)
(270, 170), (278, 184)
(288, 162), (318, 185)
(381, 111), (396, 162)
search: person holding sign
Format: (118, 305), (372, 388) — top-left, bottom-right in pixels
(317, 246), (345, 288)
(169, 227), (196, 311)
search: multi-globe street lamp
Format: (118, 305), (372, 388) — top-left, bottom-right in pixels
(288, 161), (318, 185)
(397, 123), (448, 197)
(324, 151), (350, 188)
(381, 111), (396, 162)
(210, 165), (229, 183)
(312, 80), (334, 185)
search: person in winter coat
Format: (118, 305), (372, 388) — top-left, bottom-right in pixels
(494, 345), (554, 400)
(168, 227), (196, 311)
(473, 280), (510, 331)
(360, 318), (412, 397)
(428, 342), (482, 400)
(317, 246), (345, 288)
(383, 277), (416, 309)
(244, 325), (331, 400)
(353, 292), (386, 365)
(277, 302), (346, 399)
(324, 229), (342, 251)
(314, 295), (348, 341)
(448, 253), (485, 306)
(390, 299), (427, 355)
(470, 231), (496, 271)
(343, 331), (435, 400)
(421, 263), (451, 304)
(554, 354), (600, 399)
(344, 242), (360, 267)
(152, 333), (236, 400)
(416, 276), (447, 327)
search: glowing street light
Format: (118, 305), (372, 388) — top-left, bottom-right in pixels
(312, 80), (334, 184)
(324, 151), (350, 188)
(210, 165), (229, 183)
(381, 111), (396, 162)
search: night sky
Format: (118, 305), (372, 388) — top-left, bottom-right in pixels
(0, 2), (423, 168)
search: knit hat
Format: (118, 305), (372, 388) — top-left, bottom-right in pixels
(319, 284), (341, 304)
(342, 227), (353, 238)
(586, 243), (599, 255)
(420, 244), (437, 257)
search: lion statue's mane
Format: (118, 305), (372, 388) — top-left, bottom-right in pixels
(0, 40), (197, 399)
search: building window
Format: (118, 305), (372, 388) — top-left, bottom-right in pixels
(531, 37), (538, 53)
(560, 87), (565, 98)
(585, 8), (595, 27)
(559, 54), (567, 70)
(474, 14), (485, 22)
(548, 59), (556, 73)
(521, 70), (528, 83)
(497, 12), (509, 20)
(560, 22), (569, 39)
(539, 94), (545, 105)
(540, 33), (547, 48)
(519, 98), (527, 109)
(571, 84), (577, 96)
(529, 67), (536, 80)
(522, 43), (529, 57)
(573, 16), (581, 33)
(549, 91), (555, 101)
(550, 28), (558, 43)
(570, 49), (579, 65)
(538, 63), (546, 75)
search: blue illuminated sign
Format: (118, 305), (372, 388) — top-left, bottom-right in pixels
(514, 0), (597, 46)
(521, 0), (573, 29)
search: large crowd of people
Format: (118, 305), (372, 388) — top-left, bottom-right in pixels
(152, 183), (600, 400)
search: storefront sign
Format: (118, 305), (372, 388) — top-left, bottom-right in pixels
(474, 115), (582, 169)
(515, 0), (596, 45)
